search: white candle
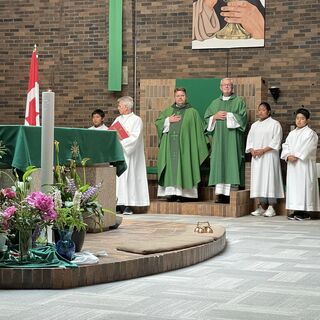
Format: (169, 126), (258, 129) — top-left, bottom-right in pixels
(41, 90), (55, 243)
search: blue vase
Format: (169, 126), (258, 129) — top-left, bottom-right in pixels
(55, 229), (76, 261)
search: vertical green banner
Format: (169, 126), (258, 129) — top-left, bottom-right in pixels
(108, 0), (122, 91)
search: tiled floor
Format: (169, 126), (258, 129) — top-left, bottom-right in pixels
(1, 214), (320, 320)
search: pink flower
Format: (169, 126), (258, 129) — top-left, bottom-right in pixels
(1, 188), (16, 199)
(1, 220), (9, 231)
(41, 209), (57, 221)
(26, 192), (55, 213)
(2, 206), (17, 219)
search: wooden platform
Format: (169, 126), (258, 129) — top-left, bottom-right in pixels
(146, 190), (252, 217)
(0, 218), (226, 289)
(144, 177), (288, 217)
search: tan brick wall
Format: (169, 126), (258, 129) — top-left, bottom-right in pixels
(0, 0), (135, 127)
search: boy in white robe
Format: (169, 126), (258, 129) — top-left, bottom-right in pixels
(246, 102), (284, 217)
(111, 96), (150, 215)
(281, 108), (320, 220)
(88, 109), (108, 130)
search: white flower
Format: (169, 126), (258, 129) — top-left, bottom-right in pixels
(73, 191), (82, 211)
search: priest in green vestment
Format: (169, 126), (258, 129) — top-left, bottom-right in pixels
(155, 87), (208, 200)
(204, 78), (247, 203)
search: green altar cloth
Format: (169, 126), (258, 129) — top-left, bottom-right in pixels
(0, 125), (126, 176)
(0, 244), (78, 268)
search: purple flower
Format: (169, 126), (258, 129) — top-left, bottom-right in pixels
(2, 206), (17, 219)
(1, 188), (16, 199)
(81, 186), (98, 203)
(41, 209), (57, 221)
(26, 192), (55, 212)
(68, 178), (77, 196)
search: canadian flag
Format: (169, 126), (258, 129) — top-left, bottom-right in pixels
(24, 47), (40, 126)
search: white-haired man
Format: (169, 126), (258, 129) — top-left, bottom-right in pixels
(111, 96), (150, 214)
(204, 78), (247, 203)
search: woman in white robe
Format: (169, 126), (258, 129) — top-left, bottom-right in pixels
(246, 102), (284, 217)
(281, 108), (319, 220)
(111, 96), (150, 214)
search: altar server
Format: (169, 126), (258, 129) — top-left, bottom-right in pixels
(89, 109), (108, 130)
(246, 102), (284, 217)
(112, 96), (149, 214)
(281, 108), (320, 220)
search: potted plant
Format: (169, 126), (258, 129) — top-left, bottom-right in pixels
(52, 188), (87, 254)
(53, 141), (106, 232)
(0, 167), (57, 262)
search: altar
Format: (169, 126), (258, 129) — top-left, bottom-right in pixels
(0, 125), (126, 230)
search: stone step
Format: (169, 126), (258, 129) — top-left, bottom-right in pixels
(140, 188), (288, 217)
(146, 190), (252, 218)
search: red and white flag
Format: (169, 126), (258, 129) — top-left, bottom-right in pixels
(24, 47), (40, 126)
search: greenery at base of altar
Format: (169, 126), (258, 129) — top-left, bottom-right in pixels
(0, 166), (58, 262)
(52, 140), (105, 232)
(0, 166), (57, 235)
(0, 139), (112, 265)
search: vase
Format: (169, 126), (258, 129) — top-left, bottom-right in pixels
(55, 229), (76, 261)
(19, 229), (33, 263)
(71, 229), (86, 252)
(53, 228), (86, 253)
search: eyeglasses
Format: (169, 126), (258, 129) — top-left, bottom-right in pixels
(222, 84), (232, 87)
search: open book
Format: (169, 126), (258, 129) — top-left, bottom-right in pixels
(108, 121), (129, 140)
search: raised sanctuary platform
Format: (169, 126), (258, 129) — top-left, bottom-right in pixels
(0, 218), (226, 289)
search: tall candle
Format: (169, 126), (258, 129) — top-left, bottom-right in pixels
(41, 90), (55, 243)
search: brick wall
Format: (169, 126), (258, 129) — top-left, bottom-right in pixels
(135, 0), (319, 139)
(0, 0), (319, 145)
(0, 0), (134, 127)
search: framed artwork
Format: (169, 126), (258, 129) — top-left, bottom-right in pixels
(192, 0), (265, 49)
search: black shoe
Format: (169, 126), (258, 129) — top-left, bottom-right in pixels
(294, 212), (311, 221)
(166, 195), (178, 202)
(177, 197), (196, 202)
(214, 195), (230, 204)
(287, 213), (295, 220)
(116, 205), (125, 214)
(123, 206), (133, 215)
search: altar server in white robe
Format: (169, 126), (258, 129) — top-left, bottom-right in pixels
(246, 102), (284, 217)
(88, 109), (108, 130)
(281, 108), (319, 220)
(112, 96), (150, 215)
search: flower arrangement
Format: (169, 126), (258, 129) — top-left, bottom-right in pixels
(0, 167), (58, 261)
(52, 141), (105, 231)
(0, 167), (57, 234)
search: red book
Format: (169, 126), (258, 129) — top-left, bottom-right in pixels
(108, 121), (129, 140)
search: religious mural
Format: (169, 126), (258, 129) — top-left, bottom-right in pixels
(192, 0), (265, 49)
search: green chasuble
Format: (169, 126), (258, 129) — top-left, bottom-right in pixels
(204, 94), (247, 186)
(155, 104), (208, 189)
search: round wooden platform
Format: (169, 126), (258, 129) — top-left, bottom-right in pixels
(0, 219), (226, 289)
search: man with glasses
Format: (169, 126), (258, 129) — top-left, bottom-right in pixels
(204, 78), (247, 203)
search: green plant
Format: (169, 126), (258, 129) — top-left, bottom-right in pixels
(54, 207), (86, 232)
(0, 167), (57, 233)
(53, 140), (105, 231)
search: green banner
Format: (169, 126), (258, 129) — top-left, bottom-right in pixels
(176, 78), (221, 118)
(108, 0), (122, 91)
